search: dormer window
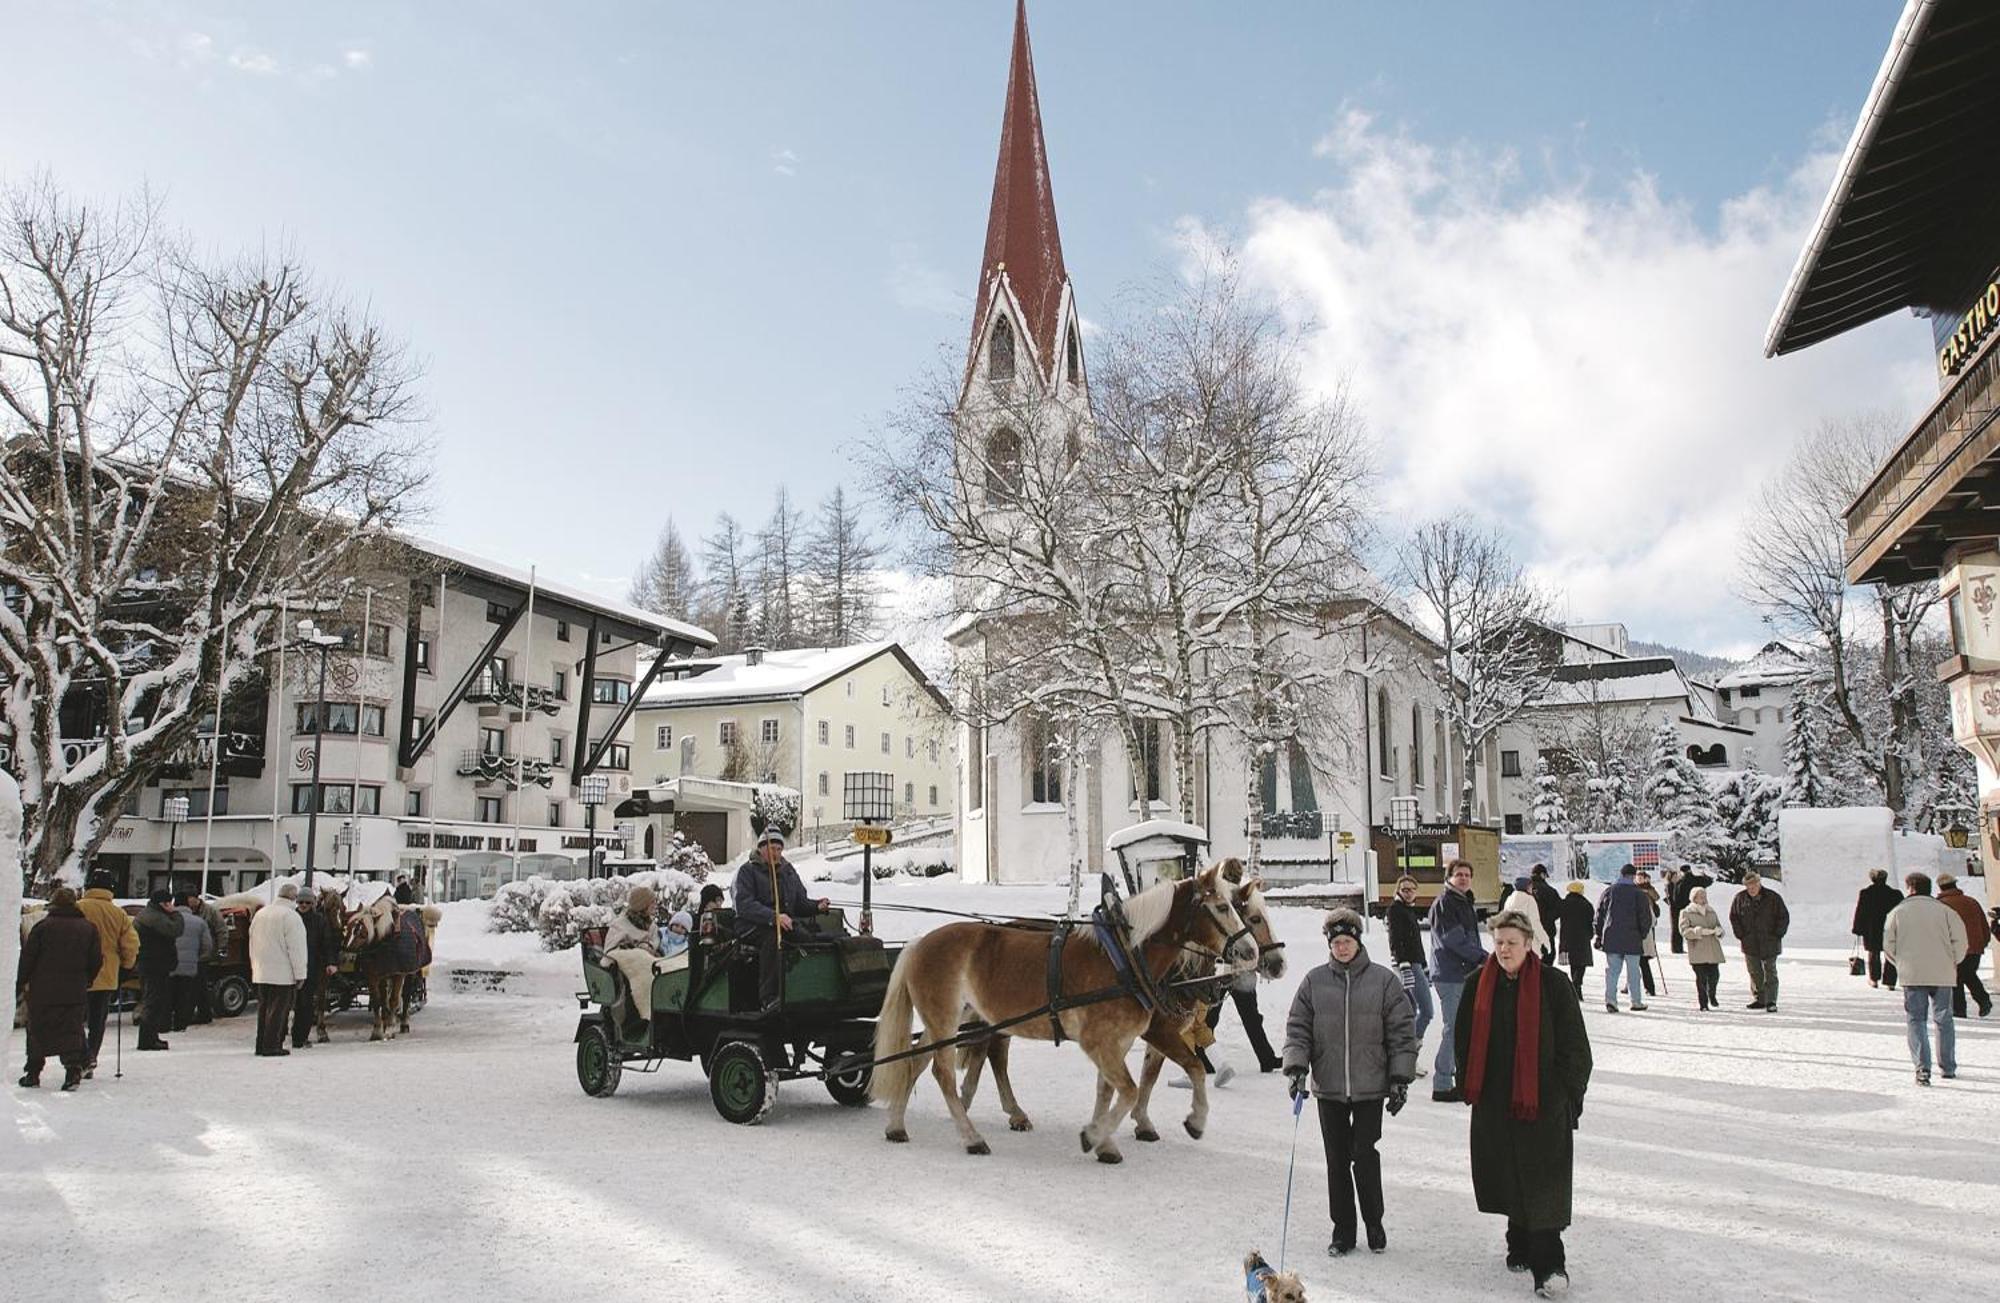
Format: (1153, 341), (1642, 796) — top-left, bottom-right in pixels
(1065, 321), (1080, 384)
(989, 315), (1016, 382)
(986, 428), (1023, 504)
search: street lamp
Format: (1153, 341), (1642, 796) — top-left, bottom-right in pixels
(844, 771), (895, 936)
(336, 819), (359, 878)
(1388, 795), (1421, 899)
(162, 794), (190, 894)
(581, 772), (609, 878)
(296, 617), (344, 888)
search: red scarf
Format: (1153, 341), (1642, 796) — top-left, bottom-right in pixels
(1463, 951), (1542, 1122)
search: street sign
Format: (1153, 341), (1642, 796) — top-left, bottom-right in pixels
(852, 826), (893, 848)
(1338, 831), (1356, 848)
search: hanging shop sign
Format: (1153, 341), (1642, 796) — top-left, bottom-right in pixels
(1938, 278), (2000, 377)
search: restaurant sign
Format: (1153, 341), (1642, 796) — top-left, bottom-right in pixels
(1938, 278), (2000, 377)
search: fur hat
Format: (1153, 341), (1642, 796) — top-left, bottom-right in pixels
(1322, 907), (1364, 943)
(628, 885), (657, 914)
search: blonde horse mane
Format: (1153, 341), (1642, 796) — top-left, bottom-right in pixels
(1116, 875), (1185, 949)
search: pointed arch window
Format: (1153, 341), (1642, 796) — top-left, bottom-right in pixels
(1065, 321), (1081, 385)
(989, 315), (1016, 382)
(985, 427), (1022, 504)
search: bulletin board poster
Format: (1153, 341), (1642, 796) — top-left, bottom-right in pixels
(1578, 837), (1662, 883)
(1501, 838), (1561, 882)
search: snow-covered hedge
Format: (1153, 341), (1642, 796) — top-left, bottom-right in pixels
(868, 847), (956, 880)
(751, 786), (800, 837)
(657, 831), (714, 882)
(487, 869), (700, 951)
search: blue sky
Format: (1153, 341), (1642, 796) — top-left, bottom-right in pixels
(1, 2), (1924, 655)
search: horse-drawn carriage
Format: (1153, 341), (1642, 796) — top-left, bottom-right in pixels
(573, 905), (901, 1125)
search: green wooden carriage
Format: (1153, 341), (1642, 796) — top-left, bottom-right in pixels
(573, 906), (900, 1125)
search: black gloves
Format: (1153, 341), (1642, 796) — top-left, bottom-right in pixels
(1386, 1082), (1408, 1116)
(1285, 1066), (1309, 1100)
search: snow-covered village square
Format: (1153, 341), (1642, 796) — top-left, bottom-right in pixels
(6, 3), (2000, 1301)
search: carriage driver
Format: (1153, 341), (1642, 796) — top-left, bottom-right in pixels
(732, 827), (829, 1012)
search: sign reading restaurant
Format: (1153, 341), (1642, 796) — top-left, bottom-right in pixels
(1938, 276), (2000, 377)
(405, 831), (538, 853)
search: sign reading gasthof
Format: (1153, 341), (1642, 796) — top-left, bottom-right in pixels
(1939, 278), (2000, 377)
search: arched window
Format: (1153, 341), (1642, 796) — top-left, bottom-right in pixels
(1685, 743), (1728, 768)
(985, 427), (1022, 503)
(1065, 321), (1081, 385)
(989, 315), (1016, 382)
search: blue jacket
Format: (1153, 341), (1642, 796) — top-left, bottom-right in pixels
(731, 856), (818, 937)
(1427, 887), (1485, 984)
(1594, 879), (1652, 955)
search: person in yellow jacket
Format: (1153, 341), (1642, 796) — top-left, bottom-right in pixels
(76, 869), (139, 1078)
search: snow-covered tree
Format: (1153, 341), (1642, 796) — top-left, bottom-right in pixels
(629, 518), (700, 624)
(1530, 756), (1570, 834)
(1, 180), (428, 890)
(1641, 720), (1716, 864)
(698, 514), (753, 652)
(754, 488), (808, 649)
(805, 487), (883, 646)
(1782, 690), (1832, 807)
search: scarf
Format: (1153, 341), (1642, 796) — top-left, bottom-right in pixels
(1463, 950), (1542, 1122)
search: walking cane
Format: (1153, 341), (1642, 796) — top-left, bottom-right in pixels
(114, 989), (123, 1080)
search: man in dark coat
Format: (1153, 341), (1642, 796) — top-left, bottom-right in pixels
(1850, 869), (1903, 989)
(1729, 872), (1790, 1011)
(1528, 865), (1563, 949)
(17, 888), (104, 1090)
(1667, 864), (1711, 955)
(132, 889), (183, 1051)
(1454, 910), (1592, 1297)
(292, 891), (343, 1049)
(731, 827), (828, 1010)
(1426, 860), (1486, 1103)
(1593, 865), (1650, 1012)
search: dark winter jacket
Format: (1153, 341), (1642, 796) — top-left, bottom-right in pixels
(1386, 899), (1426, 968)
(1427, 886), (1485, 985)
(1594, 879), (1650, 955)
(171, 911), (214, 978)
(1939, 887), (1991, 957)
(1281, 946), (1419, 1101)
(1557, 892), (1595, 969)
(1729, 886), (1790, 959)
(1529, 878), (1564, 943)
(133, 904), (184, 978)
(731, 855), (819, 937)
(1670, 869), (1712, 918)
(193, 899), (229, 961)
(394, 882), (415, 905)
(18, 903), (103, 1064)
(1850, 882), (1903, 951)
(1453, 962), (1593, 1232)
(301, 907), (342, 977)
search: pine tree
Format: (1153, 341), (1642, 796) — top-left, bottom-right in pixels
(629, 518), (700, 622)
(698, 514), (754, 652)
(755, 488), (807, 650)
(1530, 757), (1570, 834)
(806, 487), (883, 645)
(1642, 719), (1716, 864)
(1782, 692), (1831, 807)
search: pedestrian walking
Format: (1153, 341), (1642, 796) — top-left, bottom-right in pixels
(1452, 910), (1593, 1299)
(1556, 883), (1594, 992)
(15, 888), (102, 1091)
(1934, 874), (1991, 1018)
(76, 870), (138, 1077)
(248, 883), (309, 1057)
(1593, 865), (1649, 1012)
(1282, 908), (1418, 1258)
(169, 895), (214, 1032)
(1635, 871), (1663, 997)
(132, 889), (182, 1051)
(394, 874), (415, 905)
(1528, 865), (1564, 950)
(1729, 872), (1790, 1012)
(1503, 877), (1553, 959)
(1850, 869), (1902, 990)
(1386, 876), (1434, 1074)
(184, 891), (227, 1024)
(1427, 859), (1486, 1103)
(292, 890), (342, 1050)
(1677, 887), (1725, 1011)
(1206, 957), (1282, 1075)
(1882, 872), (1966, 1086)
(1667, 864), (1711, 957)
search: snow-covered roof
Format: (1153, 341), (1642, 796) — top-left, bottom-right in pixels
(1715, 641), (1814, 690)
(1106, 819), (1209, 855)
(636, 642), (919, 707)
(408, 536), (715, 649)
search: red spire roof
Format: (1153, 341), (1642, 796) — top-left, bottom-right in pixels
(973, 0), (1071, 380)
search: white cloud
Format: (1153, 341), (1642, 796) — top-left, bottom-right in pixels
(226, 49), (280, 76)
(1202, 108), (1936, 651)
(771, 146), (799, 177)
(343, 47), (372, 71)
(180, 32), (214, 61)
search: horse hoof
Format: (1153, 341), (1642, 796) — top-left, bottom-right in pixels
(1135, 1127), (1160, 1143)
(369, 1032), (384, 1043)
(966, 1140), (991, 1156)
(1078, 1129), (1094, 1153)
(1095, 1148), (1124, 1165)
(885, 1129), (908, 1144)
(1184, 1120), (1204, 1140)
(1008, 1116), (1033, 1133)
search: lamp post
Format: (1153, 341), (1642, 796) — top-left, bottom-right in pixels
(336, 819), (358, 879)
(844, 771), (895, 936)
(1388, 795), (1421, 901)
(162, 795), (190, 894)
(581, 772), (609, 878)
(296, 617), (344, 889)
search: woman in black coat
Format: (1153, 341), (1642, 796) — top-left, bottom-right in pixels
(1556, 882), (1595, 992)
(17, 888), (103, 1091)
(1850, 869), (1902, 989)
(1455, 909), (1592, 1298)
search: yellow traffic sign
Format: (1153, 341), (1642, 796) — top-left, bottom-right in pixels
(1337, 831), (1356, 847)
(852, 826), (893, 847)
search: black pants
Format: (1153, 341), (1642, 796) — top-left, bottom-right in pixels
(138, 973), (172, 1047)
(1506, 1223), (1565, 1281)
(255, 984), (296, 1055)
(1669, 909), (1683, 954)
(191, 961), (215, 1023)
(1205, 987), (1281, 1071)
(171, 974), (199, 1031)
(85, 989), (115, 1064)
(1316, 1099), (1385, 1244)
(747, 926), (818, 1006)
(1691, 963), (1720, 1009)
(292, 973), (321, 1047)
(1567, 960), (1588, 991)
(1639, 955), (1658, 996)
(1866, 947), (1897, 988)
(1954, 954), (1993, 1018)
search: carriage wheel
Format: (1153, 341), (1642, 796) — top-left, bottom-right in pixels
(708, 1041), (778, 1125)
(213, 976), (251, 1019)
(576, 1023), (624, 1098)
(824, 1055), (872, 1107)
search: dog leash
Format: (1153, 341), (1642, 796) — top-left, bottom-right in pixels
(1278, 1089), (1305, 1274)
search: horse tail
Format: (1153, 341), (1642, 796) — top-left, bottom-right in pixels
(868, 945), (923, 1104)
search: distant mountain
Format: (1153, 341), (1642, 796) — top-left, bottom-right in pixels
(1629, 640), (1737, 683)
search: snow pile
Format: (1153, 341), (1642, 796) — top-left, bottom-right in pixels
(488, 870), (702, 951)
(1, 772), (22, 1076)
(867, 847), (956, 880)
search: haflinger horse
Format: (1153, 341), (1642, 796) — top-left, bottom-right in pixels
(958, 858), (1287, 1144)
(868, 864), (1256, 1163)
(341, 894), (434, 1041)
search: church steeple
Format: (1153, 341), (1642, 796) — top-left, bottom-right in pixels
(970, 0), (1074, 386)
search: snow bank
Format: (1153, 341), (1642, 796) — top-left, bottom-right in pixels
(1, 772), (22, 1077)
(1778, 807), (1973, 916)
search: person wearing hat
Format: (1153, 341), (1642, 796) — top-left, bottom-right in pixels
(1934, 873), (1992, 1019)
(248, 883), (309, 1056)
(1282, 907), (1418, 1258)
(1556, 882), (1594, 993)
(77, 868), (139, 1076)
(16, 887), (102, 1091)
(132, 888), (184, 1051)
(732, 826), (829, 1011)
(292, 889), (342, 1049)
(601, 885), (665, 1028)
(661, 909), (694, 963)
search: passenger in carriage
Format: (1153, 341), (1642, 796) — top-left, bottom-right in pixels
(603, 886), (663, 1030)
(660, 910), (693, 964)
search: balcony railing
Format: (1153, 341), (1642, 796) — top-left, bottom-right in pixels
(466, 674), (562, 717)
(1845, 339), (2000, 574)
(1253, 809), (1325, 840)
(163, 731), (267, 778)
(457, 749), (555, 788)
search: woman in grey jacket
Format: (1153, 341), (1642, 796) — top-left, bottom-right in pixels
(1283, 908), (1420, 1258)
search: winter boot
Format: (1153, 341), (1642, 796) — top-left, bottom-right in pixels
(1534, 1270), (1570, 1297)
(83, 1060), (96, 1080)
(1366, 1222), (1387, 1254)
(16, 1071), (38, 1088)
(1916, 1070), (1931, 1087)
(60, 1066), (83, 1092)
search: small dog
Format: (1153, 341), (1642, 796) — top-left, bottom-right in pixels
(1244, 1250), (1306, 1303)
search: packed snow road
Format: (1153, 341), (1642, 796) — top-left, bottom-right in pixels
(5, 884), (1997, 1302)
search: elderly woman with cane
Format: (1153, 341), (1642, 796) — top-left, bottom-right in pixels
(1454, 909), (1593, 1298)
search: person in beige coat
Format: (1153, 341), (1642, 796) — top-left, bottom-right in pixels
(602, 885), (663, 1028)
(1883, 872), (1967, 1085)
(1677, 888), (1725, 1011)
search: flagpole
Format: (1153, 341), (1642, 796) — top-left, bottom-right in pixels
(510, 566), (537, 884)
(358, 586), (373, 886)
(428, 570), (445, 901)
(269, 595), (287, 904)
(199, 612), (228, 894)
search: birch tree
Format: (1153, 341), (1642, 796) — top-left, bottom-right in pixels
(0, 180), (428, 889)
